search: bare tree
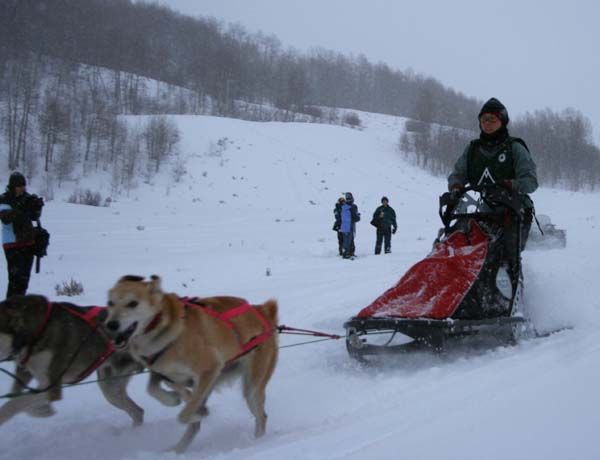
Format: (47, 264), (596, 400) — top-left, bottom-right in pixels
(143, 116), (180, 174)
(4, 55), (39, 169)
(38, 93), (69, 172)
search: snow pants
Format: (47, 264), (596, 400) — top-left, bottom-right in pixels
(342, 232), (355, 258)
(375, 227), (392, 254)
(4, 246), (35, 298)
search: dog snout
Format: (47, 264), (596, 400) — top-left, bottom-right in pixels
(106, 320), (120, 332)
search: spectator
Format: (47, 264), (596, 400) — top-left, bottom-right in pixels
(370, 196), (397, 254)
(339, 192), (360, 259)
(332, 195), (345, 256)
(0, 172), (44, 297)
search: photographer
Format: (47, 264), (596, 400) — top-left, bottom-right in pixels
(0, 172), (43, 297)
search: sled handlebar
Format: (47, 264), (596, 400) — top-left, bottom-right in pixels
(439, 184), (522, 229)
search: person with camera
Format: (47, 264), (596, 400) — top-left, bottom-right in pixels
(0, 172), (44, 297)
(370, 196), (397, 255)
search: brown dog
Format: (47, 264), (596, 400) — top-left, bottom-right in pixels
(104, 275), (279, 453)
(0, 295), (144, 427)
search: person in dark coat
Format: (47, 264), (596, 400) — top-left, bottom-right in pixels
(332, 195), (346, 256)
(371, 196), (397, 254)
(448, 97), (538, 277)
(0, 172), (44, 297)
(337, 192), (360, 259)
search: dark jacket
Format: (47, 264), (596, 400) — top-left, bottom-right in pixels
(0, 191), (42, 248)
(448, 136), (538, 208)
(333, 201), (343, 230)
(371, 205), (397, 231)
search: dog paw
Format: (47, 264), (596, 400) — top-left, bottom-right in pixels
(28, 403), (56, 418)
(198, 405), (209, 417)
(131, 413), (144, 428)
(165, 443), (188, 454)
(178, 411), (202, 424)
(161, 392), (181, 407)
(151, 390), (181, 407)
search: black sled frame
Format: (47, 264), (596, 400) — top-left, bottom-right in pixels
(344, 316), (526, 359)
(345, 185), (528, 360)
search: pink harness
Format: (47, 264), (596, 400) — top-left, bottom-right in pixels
(20, 303), (115, 383)
(185, 298), (274, 364)
(143, 298), (274, 366)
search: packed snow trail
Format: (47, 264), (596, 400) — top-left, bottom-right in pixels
(1, 113), (599, 460)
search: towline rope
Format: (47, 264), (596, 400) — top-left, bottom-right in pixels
(0, 325), (342, 400)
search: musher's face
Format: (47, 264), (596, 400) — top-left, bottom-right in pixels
(479, 113), (502, 134)
(14, 185), (26, 197)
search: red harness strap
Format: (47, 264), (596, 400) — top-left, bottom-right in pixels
(21, 303), (115, 383)
(20, 301), (54, 366)
(180, 298), (274, 365)
(143, 313), (163, 334)
(63, 306), (115, 383)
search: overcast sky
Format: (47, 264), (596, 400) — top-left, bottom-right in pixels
(158, 0), (600, 143)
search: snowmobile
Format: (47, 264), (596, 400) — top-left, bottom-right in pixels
(344, 184), (529, 360)
(527, 213), (567, 250)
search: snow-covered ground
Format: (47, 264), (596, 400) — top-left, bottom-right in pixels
(1, 112), (599, 460)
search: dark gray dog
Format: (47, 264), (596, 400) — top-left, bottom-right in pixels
(0, 295), (144, 426)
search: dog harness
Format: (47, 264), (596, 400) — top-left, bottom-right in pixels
(20, 302), (115, 383)
(141, 297), (274, 367)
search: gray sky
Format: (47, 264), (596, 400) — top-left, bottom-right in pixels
(159, 0), (600, 142)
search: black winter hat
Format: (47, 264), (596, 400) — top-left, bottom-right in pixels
(478, 97), (509, 126)
(8, 171), (26, 189)
(381, 196), (389, 203)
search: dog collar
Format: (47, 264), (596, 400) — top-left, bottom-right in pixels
(143, 313), (162, 334)
(141, 344), (170, 367)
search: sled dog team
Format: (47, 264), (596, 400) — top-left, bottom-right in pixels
(0, 275), (279, 454)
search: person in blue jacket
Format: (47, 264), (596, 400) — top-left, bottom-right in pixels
(336, 192), (360, 259)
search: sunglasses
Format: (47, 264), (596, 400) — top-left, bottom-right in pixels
(479, 114), (500, 124)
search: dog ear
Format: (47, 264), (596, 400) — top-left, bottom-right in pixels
(149, 275), (162, 294)
(118, 275), (145, 283)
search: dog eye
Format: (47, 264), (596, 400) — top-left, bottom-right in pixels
(127, 300), (138, 308)
(107, 300), (114, 307)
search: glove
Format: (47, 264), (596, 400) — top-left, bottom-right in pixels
(332, 223), (340, 231)
(392, 227), (397, 235)
(449, 188), (462, 201)
(448, 184), (464, 201)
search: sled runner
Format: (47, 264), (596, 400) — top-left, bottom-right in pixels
(345, 185), (528, 359)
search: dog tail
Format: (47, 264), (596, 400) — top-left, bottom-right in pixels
(258, 299), (278, 327)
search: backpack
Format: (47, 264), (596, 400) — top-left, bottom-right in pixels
(33, 222), (50, 258)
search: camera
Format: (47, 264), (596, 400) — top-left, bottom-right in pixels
(27, 194), (44, 213)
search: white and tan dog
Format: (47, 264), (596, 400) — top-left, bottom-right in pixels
(104, 275), (279, 453)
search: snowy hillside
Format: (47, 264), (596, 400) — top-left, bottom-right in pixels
(1, 112), (600, 460)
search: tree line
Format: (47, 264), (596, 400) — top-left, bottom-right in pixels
(0, 0), (481, 128)
(1, 0), (598, 192)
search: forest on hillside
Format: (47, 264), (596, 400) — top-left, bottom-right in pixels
(0, 0), (481, 127)
(0, 0), (598, 192)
